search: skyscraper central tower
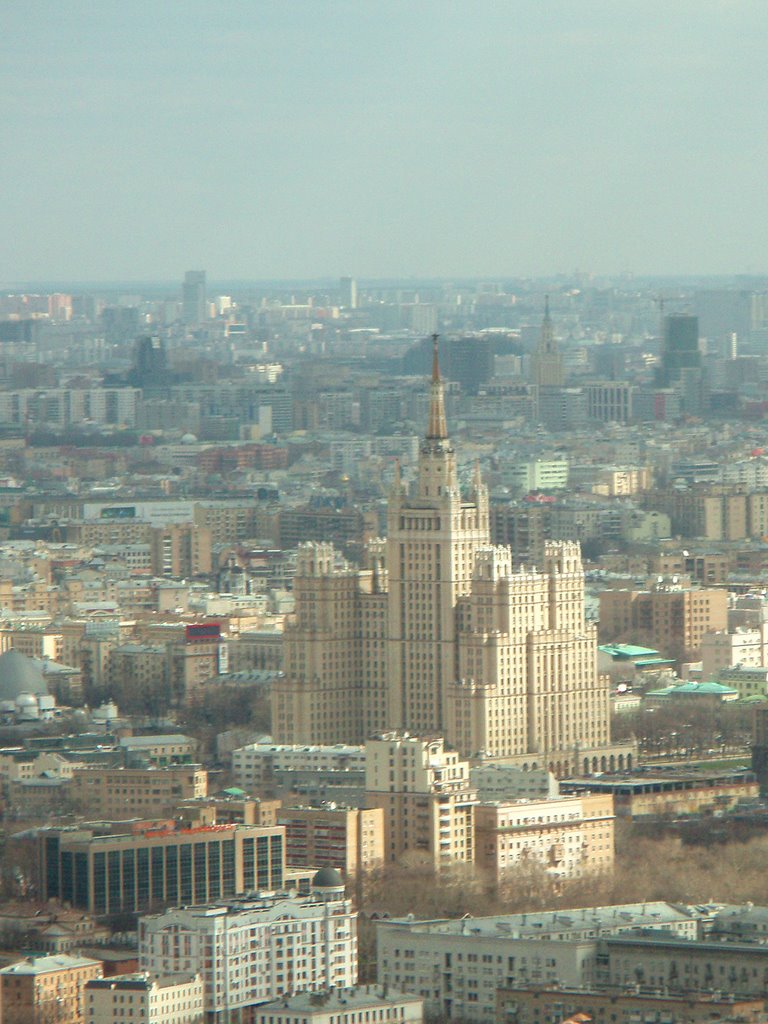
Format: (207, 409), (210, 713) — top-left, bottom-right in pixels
(386, 336), (489, 735)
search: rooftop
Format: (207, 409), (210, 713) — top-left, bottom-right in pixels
(257, 988), (422, 1013)
(0, 954), (101, 976)
(382, 901), (696, 939)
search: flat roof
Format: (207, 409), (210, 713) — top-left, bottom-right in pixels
(0, 954), (101, 975)
(382, 902), (694, 939)
(257, 988), (422, 1013)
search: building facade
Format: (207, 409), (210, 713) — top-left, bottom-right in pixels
(364, 735), (477, 868)
(85, 973), (204, 1024)
(474, 793), (615, 882)
(0, 954), (102, 1024)
(40, 823), (286, 914)
(139, 888), (357, 1021)
(70, 766), (208, 819)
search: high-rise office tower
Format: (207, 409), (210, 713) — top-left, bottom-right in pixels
(272, 339), (623, 774)
(182, 270), (207, 325)
(658, 313), (701, 386)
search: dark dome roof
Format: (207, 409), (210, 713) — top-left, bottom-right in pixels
(312, 866), (344, 890)
(0, 650), (49, 701)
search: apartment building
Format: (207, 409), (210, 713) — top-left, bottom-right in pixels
(0, 954), (102, 1024)
(192, 503), (272, 546)
(85, 973), (204, 1024)
(70, 765), (207, 819)
(149, 523), (212, 578)
(597, 932), (768, 998)
(118, 734), (197, 767)
(474, 793), (615, 882)
(255, 989), (423, 1024)
(139, 886), (357, 1021)
(231, 742), (365, 794)
(40, 823), (285, 914)
(278, 805), (385, 877)
(599, 578), (728, 660)
(701, 626), (768, 677)
(496, 987), (765, 1024)
(377, 902), (699, 1023)
(364, 734), (476, 869)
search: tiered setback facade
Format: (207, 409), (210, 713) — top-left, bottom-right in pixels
(273, 342), (627, 772)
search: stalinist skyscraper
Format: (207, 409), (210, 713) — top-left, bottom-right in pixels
(386, 337), (490, 736)
(272, 338), (628, 776)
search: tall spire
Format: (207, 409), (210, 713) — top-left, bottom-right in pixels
(426, 333), (448, 440)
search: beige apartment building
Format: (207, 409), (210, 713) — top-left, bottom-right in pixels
(599, 578), (728, 660)
(278, 804), (384, 877)
(192, 502), (272, 546)
(364, 734), (476, 869)
(0, 954), (103, 1024)
(653, 549), (730, 585)
(273, 341), (626, 773)
(474, 793), (615, 882)
(85, 973), (204, 1024)
(70, 765), (207, 819)
(149, 523), (212, 578)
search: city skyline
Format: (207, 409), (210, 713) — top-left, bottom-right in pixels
(2, 1), (767, 282)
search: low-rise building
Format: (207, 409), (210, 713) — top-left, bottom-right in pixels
(0, 954), (102, 1024)
(118, 734), (197, 767)
(474, 793), (614, 882)
(70, 765), (207, 819)
(85, 972), (204, 1024)
(470, 764), (559, 802)
(560, 767), (759, 819)
(231, 741), (365, 795)
(496, 986), (765, 1024)
(255, 988), (423, 1024)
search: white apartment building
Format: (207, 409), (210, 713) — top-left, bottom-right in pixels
(377, 903), (700, 1023)
(470, 764), (559, 802)
(721, 457), (768, 489)
(0, 388), (140, 428)
(85, 973), (204, 1024)
(231, 742), (365, 791)
(505, 458), (569, 494)
(139, 889), (357, 1021)
(701, 626), (768, 678)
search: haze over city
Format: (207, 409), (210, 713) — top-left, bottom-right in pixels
(4, 6), (768, 1024)
(2, 0), (768, 283)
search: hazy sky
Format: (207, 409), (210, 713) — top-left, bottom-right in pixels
(1, 1), (767, 282)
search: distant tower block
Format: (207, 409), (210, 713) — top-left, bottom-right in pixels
(533, 296), (565, 389)
(340, 277), (358, 309)
(182, 270), (207, 325)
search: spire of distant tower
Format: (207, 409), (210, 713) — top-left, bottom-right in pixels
(426, 333), (448, 440)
